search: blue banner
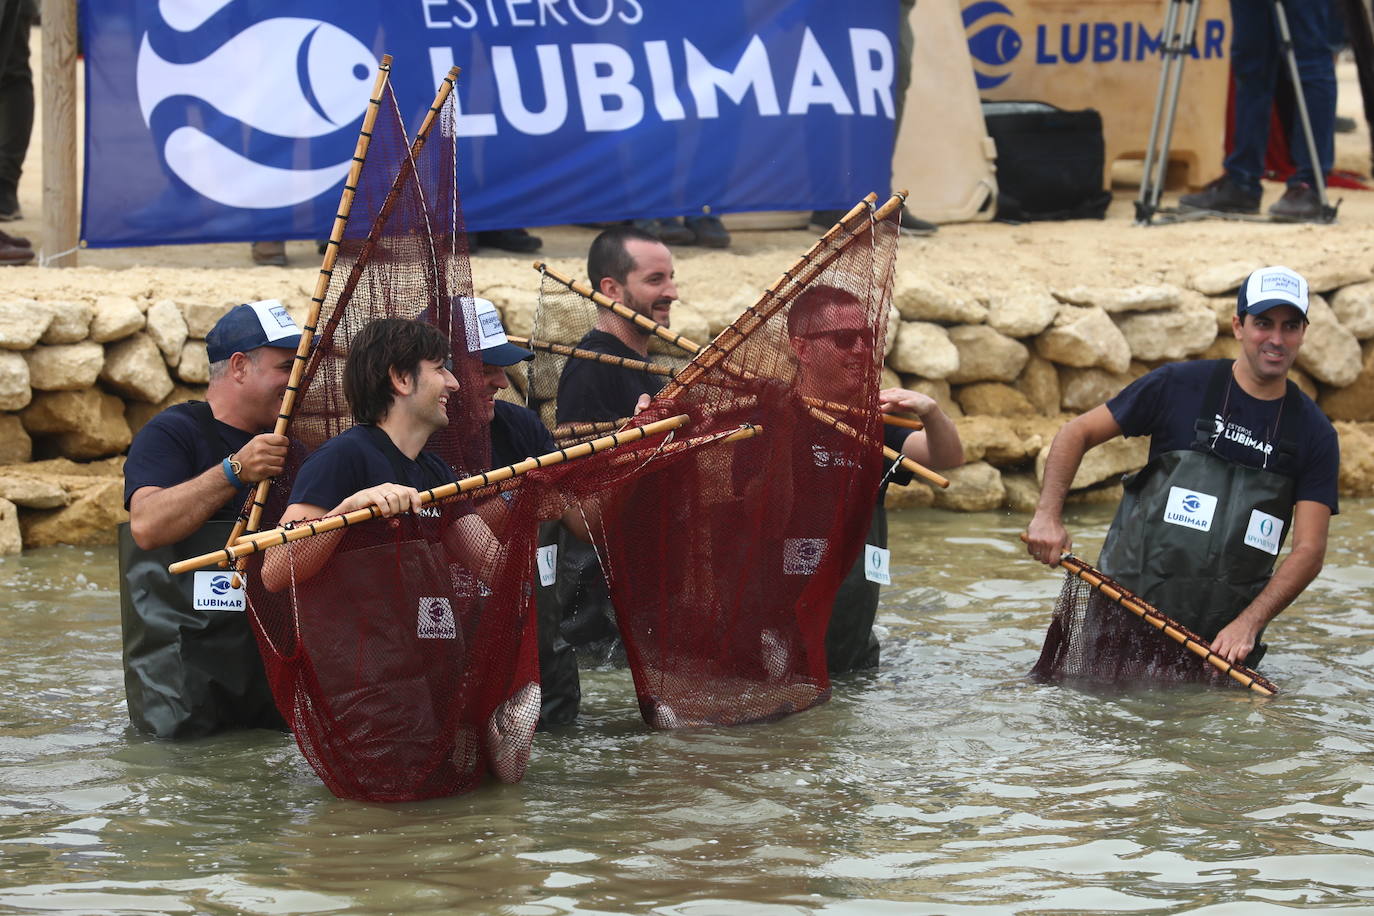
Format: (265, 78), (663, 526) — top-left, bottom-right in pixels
(80, 1), (897, 247)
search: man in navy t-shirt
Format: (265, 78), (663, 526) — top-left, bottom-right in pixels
(1026, 266), (1339, 665)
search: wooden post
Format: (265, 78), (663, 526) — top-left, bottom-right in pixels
(41, 0), (78, 267)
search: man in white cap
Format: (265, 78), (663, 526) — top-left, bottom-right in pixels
(1025, 266), (1339, 669)
(119, 299), (301, 738)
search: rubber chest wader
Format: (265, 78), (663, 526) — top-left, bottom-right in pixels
(826, 505), (884, 673)
(118, 404), (281, 738)
(1096, 362), (1300, 657)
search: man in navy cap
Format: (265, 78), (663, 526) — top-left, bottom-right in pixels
(118, 299), (302, 738)
(1025, 266), (1339, 670)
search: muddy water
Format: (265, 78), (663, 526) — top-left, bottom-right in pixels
(2, 502), (1372, 914)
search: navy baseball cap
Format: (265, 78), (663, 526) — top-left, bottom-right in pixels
(464, 297), (534, 366)
(1237, 266), (1309, 321)
(205, 299), (303, 363)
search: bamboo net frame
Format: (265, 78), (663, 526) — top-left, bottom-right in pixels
(507, 335), (675, 378)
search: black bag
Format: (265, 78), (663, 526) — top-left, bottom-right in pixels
(982, 101), (1112, 221)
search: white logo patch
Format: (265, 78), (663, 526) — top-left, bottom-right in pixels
(1244, 509), (1284, 556)
(536, 544), (558, 587)
(783, 538), (826, 575)
(417, 596), (457, 639)
(864, 544), (891, 585)
(193, 571), (246, 612)
(1162, 486), (1217, 532)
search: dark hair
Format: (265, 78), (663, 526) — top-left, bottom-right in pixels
(787, 285), (863, 337)
(343, 318), (450, 425)
(588, 225), (660, 291)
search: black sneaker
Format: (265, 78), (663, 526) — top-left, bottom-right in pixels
(1268, 183), (1324, 222)
(476, 228), (542, 253)
(1178, 176), (1260, 214)
(898, 205), (938, 236)
(684, 214), (730, 248)
(1335, 115), (1358, 134)
(632, 217), (695, 245)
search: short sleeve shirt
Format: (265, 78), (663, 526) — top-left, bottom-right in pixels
(288, 425), (457, 512)
(1107, 360), (1339, 513)
(555, 329), (666, 424)
(123, 402), (256, 521)
(490, 400), (555, 468)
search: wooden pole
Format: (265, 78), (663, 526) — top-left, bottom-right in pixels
(40, 0), (78, 267)
(533, 262), (705, 355)
(507, 335), (674, 377)
(171, 414), (691, 574)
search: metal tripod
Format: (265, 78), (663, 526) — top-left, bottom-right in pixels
(1134, 0), (1338, 225)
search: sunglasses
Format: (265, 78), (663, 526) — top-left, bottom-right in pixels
(800, 328), (873, 349)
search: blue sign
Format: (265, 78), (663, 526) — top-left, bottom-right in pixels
(80, 0), (897, 247)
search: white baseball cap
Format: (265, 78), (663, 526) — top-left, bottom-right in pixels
(461, 297), (534, 366)
(1237, 266), (1309, 321)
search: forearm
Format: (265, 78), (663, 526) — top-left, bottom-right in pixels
(1233, 543), (1324, 633)
(129, 467), (239, 550)
(906, 410), (962, 470)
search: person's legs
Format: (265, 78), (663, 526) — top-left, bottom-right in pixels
(1223, 0), (1282, 197)
(0, 1), (33, 220)
(1279, 0), (1336, 186)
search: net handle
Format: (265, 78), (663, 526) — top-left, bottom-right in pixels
(1020, 535), (1279, 696)
(223, 56), (395, 551)
(532, 262), (704, 355)
(507, 335), (675, 377)
(171, 414), (691, 575)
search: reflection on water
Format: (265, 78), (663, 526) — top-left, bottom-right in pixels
(2, 503), (1373, 913)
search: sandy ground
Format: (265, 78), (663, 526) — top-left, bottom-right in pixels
(2, 33), (1373, 325)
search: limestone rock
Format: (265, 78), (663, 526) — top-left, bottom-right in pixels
(1035, 305), (1131, 373)
(0, 350), (31, 411)
(647, 306), (710, 357)
(1334, 422), (1374, 496)
(1001, 471), (1040, 514)
(1206, 295), (1236, 332)
(177, 340), (210, 384)
(89, 295), (146, 343)
(1114, 303), (1218, 361)
(1329, 281), (1374, 340)
(1289, 366), (1318, 401)
(0, 472), (67, 509)
(181, 301), (233, 340)
(0, 413), (31, 464)
(101, 333), (175, 403)
(21, 387), (111, 434)
(884, 480), (934, 510)
(125, 384), (206, 436)
(0, 298), (53, 351)
(956, 383), (1034, 417)
(1015, 353), (1060, 416)
(986, 286), (1058, 338)
(1296, 294), (1362, 387)
(54, 393), (133, 460)
(1198, 336), (1241, 361)
(880, 366), (901, 390)
(1058, 365), (1141, 412)
(889, 321), (959, 379)
(0, 497), (18, 555)
(946, 325), (1028, 384)
(530, 353), (568, 402)
(955, 415), (1045, 465)
(883, 304), (900, 359)
(1191, 261), (1260, 296)
(39, 300), (95, 345)
(893, 269), (988, 324)
(1055, 284), (1182, 314)
(145, 299), (189, 367)
(1300, 264), (1374, 294)
(23, 341), (105, 391)
(1320, 340), (1374, 421)
(1036, 434), (1149, 490)
(931, 460), (1005, 511)
(19, 477), (127, 548)
(528, 296), (596, 346)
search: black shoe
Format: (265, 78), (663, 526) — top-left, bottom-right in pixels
(476, 228), (542, 253)
(1178, 176), (1261, 214)
(1335, 115), (1358, 134)
(684, 214), (730, 248)
(632, 217), (695, 245)
(1268, 183), (1324, 222)
(809, 209), (847, 229)
(0, 242), (34, 265)
(0, 206), (21, 222)
(0, 229), (31, 248)
(898, 205), (937, 236)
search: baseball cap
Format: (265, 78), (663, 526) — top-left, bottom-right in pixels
(463, 297), (534, 366)
(205, 299), (304, 362)
(1237, 266), (1309, 321)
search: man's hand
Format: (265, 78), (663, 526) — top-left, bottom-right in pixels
(335, 483), (425, 518)
(633, 393), (652, 416)
(878, 387), (937, 419)
(1210, 616), (1261, 665)
(234, 433), (289, 483)
(1025, 511), (1071, 567)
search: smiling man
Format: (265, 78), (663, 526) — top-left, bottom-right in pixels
(1025, 266), (1339, 670)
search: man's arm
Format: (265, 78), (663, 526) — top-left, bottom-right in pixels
(879, 388), (963, 470)
(1210, 499), (1330, 663)
(128, 432), (288, 550)
(1024, 405), (1123, 566)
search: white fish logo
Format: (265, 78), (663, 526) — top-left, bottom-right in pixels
(137, 17), (375, 209)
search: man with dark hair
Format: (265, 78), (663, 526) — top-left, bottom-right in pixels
(556, 225), (676, 424)
(120, 299), (300, 738)
(786, 285), (963, 672)
(1026, 266), (1339, 666)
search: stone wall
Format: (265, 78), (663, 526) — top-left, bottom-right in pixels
(2, 268), (1373, 555)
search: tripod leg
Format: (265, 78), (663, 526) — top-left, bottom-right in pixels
(1151, 0), (1204, 210)
(1137, 0), (1186, 222)
(1273, 0), (1336, 217)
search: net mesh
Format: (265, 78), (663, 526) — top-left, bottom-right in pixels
(520, 204), (902, 727)
(1031, 571), (1250, 689)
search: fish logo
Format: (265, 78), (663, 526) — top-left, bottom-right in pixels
(1181, 494), (1202, 513)
(210, 574), (231, 594)
(963, 1), (1022, 90)
(136, 3), (375, 210)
